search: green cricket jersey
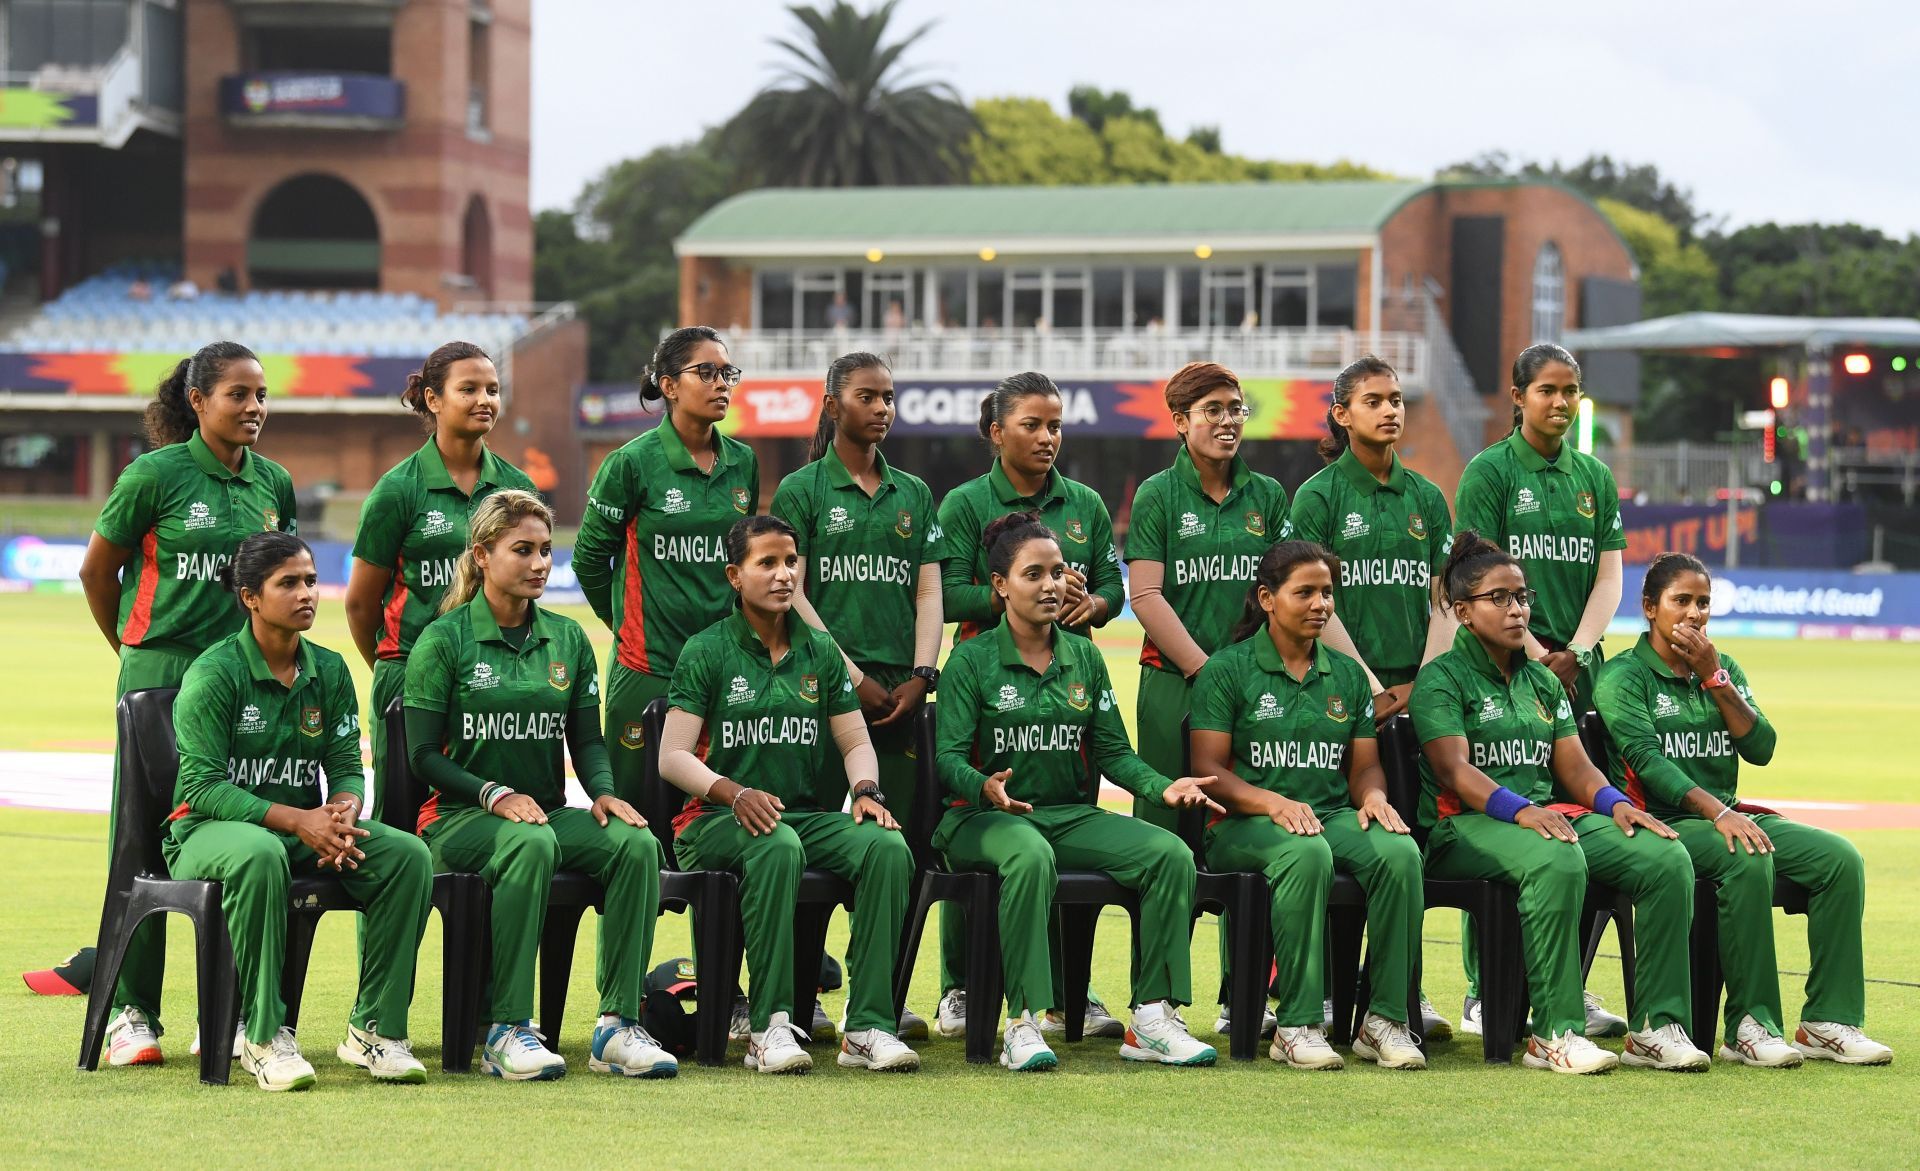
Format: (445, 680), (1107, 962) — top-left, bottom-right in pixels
(1593, 634), (1777, 821)
(94, 432), (298, 657)
(1453, 429), (1625, 646)
(1291, 449), (1452, 677)
(666, 608), (859, 829)
(1124, 446), (1291, 671)
(1409, 626), (1577, 828)
(935, 622), (1167, 809)
(351, 439), (534, 660)
(405, 593), (608, 828)
(936, 460), (1122, 644)
(1190, 633), (1375, 818)
(168, 625), (362, 839)
(574, 423), (760, 675)
(769, 446), (940, 670)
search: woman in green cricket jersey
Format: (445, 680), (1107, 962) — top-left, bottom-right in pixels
(1450, 343), (1628, 1038)
(407, 490), (673, 1082)
(1595, 554), (1892, 1066)
(168, 531), (433, 1091)
(772, 351), (941, 1040)
(1411, 532), (1707, 1074)
(346, 341), (534, 819)
(574, 326), (760, 807)
(1190, 540), (1425, 1071)
(1291, 355), (1457, 1040)
(934, 372), (1128, 1039)
(935, 512), (1223, 1073)
(660, 515), (920, 1075)
(75, 341), (297, 1067)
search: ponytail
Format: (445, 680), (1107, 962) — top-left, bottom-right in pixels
(641, 325), (725, 414)
(809, 351), (890, 462)
(401, 339), (491, 427)
(440, 489), (555, 614)
(143, 340), (256, 447)
(1319, 354), (1397, 463)
(1224, 540), (1342, 644)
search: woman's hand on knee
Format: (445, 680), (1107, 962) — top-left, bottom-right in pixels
(591, 794), (646, 829)
(1265, 794), (1322, 836)
(1613, 803), (1678, 840)
(852, 794), (898, 831)
(493, 794), (549, 825)
(1516, 806), (1578, 843)
(731, 787), (785, 836)
(1716, 809), (1773, 855)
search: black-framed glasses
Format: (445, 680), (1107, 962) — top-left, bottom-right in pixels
(1461, 587), (1538, 610)
(1183, 403), (1255, 424)
(670, 362), (744, 387)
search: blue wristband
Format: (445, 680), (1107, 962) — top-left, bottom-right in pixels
(1592, 785), (1630, 816)
(1485, 786), (1531, 823)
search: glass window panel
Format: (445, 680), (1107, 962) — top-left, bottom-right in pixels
(758, 271), (794, 330)
(1316, 264), (1357, 328)
(935, 270), (971, 328)
(1091, 268), (1125, 328)
(977, 271), (1005, 329)
(1131, 267), (1165, 328)
(1177, 268), (1201, 329)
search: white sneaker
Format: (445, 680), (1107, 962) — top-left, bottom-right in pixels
(482, 1021), (566, 1081)
(1622, 1022), (1710, 1071)
(1272, 1025), (1344, 1070)
(745, 1011), (812, 1074)
(337, 1022), (426, 1083)
(1000, 1012), (1057, 1072)
(934, 989), (968, 1038)
(838, 1028), (921, 1071)
(1795, 1021), (1894, 1066)
(835, 1007), (932, 1042)
(1042, 994), (1125, 1038)
(728, 996), (752, 1042)
(1717, 1014), (1804, 1067)
(1523, 1029), (1618, 1074)
(1213, 1004), (1278, 1038)
(1459, 996), (1483, 1037)
(590, 1016), (678, 1078)
(240, 1026), (316, 1091)
(1121, 1001), (1217, 1066)
(105, 1006), (163, 1067)
(1353, 1013), (1427, 1070)
(190, 1019), (244, 1061)
(1584, 990), (1628, 1038)
(1419, 997), (1454, 1042)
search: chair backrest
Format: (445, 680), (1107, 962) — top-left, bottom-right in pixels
(376, 695), (426, 834)
(1576, 710), (1612, 775)
(637, 697), (680, 867)
(114, 688), (181, 882)
(1377, 713), (1425, 843)
(902, 702), (942, 872)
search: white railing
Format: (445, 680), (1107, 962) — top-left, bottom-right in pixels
(1604, 441), (1767, 503)
(721, 326), (1429, 384)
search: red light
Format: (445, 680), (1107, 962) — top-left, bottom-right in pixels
(1769, 377), (1790, 409)
(1763, 424), (1777, 464)
(1843, 353), (1872, 375)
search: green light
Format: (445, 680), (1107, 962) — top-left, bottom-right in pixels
(1770, 480), (1783, 495)
(1895, 357), (1909, 372)
(1576, 398), (1594, 454)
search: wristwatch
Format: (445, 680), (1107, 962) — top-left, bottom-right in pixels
(911, 665), (940, 691)
(1568, 643), (1594, 671)
(852, 784), (887, 806)
(1703, 667), (1731, 690)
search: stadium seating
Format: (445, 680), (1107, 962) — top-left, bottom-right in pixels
(8, 265), (529, 358)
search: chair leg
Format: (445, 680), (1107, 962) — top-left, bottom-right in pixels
(1690, 879), (1723, 1050)
(194, 894), (239, 1087)
(1056, 903), (1098, 1043)
(78, 891), (136, 1072)
(1614, 903), (1638, 1020)
(790, 902), (837, 1045)
(692, 875), (739, 1067)
(965, 876), (1002, 1064)
(280, 910), (322, 1034)
(537, 904), (589, 1049)
(437, 878), (482, 1073)
(1326, 907), (1364, 1045)
(1226, 876), (1267, 1061)
(892, 874), (937, 1023)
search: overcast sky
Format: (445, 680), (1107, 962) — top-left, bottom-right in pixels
(530, 0), (1917, 236)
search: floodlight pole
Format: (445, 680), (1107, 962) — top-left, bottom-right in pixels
(1805, 344), (1830, 502)
(1726, 432), (1740, 570)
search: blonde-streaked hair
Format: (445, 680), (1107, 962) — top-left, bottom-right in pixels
(439, 488), (555, 614)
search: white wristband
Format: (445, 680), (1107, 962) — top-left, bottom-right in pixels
(1713, 804), (1736, 822)
(484, 785), (517, 813)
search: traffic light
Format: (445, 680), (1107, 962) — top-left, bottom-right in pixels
(1763, 422), (1777, 464)
(1769, 376), (1790, 409)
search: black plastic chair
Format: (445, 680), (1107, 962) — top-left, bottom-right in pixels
(80, 688), (362, 1085)
(1380, 714), (1528, 1063)
(1577, 710), (1811, 1048)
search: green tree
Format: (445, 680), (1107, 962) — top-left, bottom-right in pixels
(725, 0), (976, 187)
(1442, 151), (1708, 237)
(1068, 85), (1162, 135)
(1596, 198), (1719, 317)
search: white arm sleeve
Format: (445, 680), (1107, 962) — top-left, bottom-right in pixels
(830, 710), (879, 791)
(658, 708), (724, 798)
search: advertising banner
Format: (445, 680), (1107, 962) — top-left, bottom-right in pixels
(1607, 564), (1920, 641)
(0, 353), (419, 398)
(218, 73), (405, 122)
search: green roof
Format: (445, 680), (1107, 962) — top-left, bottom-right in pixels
(677, 181), (1431, 255)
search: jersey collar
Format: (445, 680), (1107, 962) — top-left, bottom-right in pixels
(993, 620), (1061, 678)
(1504, 427), (1568, 474)
(724, 606), (803, 661)
(1333, 446), (1408, 495)
(417, 438), (510, 495)
(1452, 623), (1524, 684)
(237, 623), (316, 693)
(188, 431), (256, 483)
(1630, 631), (1686, 680)
(824, 444), (897, 494)
(988, 459), (1064, 508)
(658, 418), (737, 476)
(1171, 444), (1247, 499)
(1250, 627), (1333, 683)
(465, 591), (553, 648)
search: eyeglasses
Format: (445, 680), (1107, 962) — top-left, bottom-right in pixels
(1461, 587), (1538, 610)
(670, 362), (745, 388)
(1182, 403), (1255, 425)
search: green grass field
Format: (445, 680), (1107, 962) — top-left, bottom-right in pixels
(3, 591), (1918, 1168)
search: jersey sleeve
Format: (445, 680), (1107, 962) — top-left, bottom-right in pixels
(1122, 477), (1167, 564)
(1085, 651), (1169, 801)
(275, 469), (299, 535)
(1452, 457), (1504, 541)
(1187, 655), (1237, 734)
(1408, 663), (1465, 744)
(741, 443), (762, 514)
(819, 638), (858, 718)
(1549, 686), (1577, 741)
(575, 449), (636, 625)
(769, 472), (813, 560)
(320, 655), (366, 804)
(95, 462), (157, 548)
(1423, 482), (1456, 576)
(403, 623), (454, 713)
(1593, 660), (1697, 809)
(1725, 656), (1776, 766)
(933, 648), (989, 804)
(569, 625), (602, 713)
(1269, 481), (1292, 540)
(1593, 462), (1626, 552)
(350, 474), (409, 567)
(173, 661), (273, 824)
(937, 490), (993, 624)
(1343, 661), (1378, 741)
(1289, 479), (1332, 546)
(916, 481), (943, 566)
(1085, 497), (1125, 620)
(664, 633), (715, 720)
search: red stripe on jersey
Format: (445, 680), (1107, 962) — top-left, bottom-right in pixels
(615, 516), (650, 673)
(956, 620), (980, 645)
(1140, 637), (1164, 670)
(1623, 763), (1647, 810)
(1436, 788), (1463, 820)
(376, 555), (408, 659)
(416, 790), (440, 834)
(121, 530), (161, 645)
(167, 801), (190, 821)
(669, 726), (713, 835)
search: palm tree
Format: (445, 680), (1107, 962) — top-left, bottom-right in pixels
(727, 1), (976, 187)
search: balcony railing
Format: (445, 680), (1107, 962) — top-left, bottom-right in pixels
(724, 326), (1429, 385)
